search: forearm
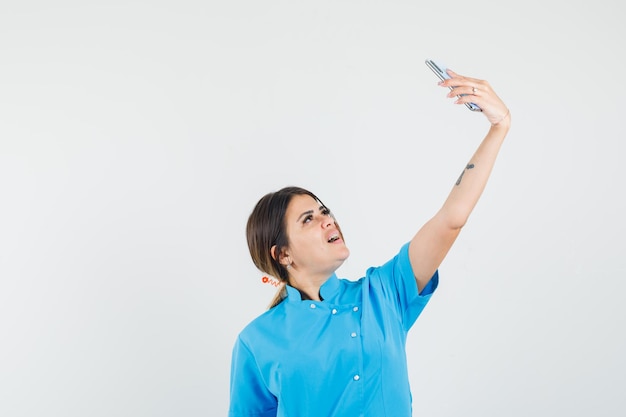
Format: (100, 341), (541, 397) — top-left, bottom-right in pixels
(438, 118), (510, 229)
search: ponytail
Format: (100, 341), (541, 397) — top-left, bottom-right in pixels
(268, 284), (288, 309)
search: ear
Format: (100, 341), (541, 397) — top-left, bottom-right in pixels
(270, 245), (291, 266)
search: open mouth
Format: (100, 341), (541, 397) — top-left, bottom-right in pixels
(328, 234), (340, 243)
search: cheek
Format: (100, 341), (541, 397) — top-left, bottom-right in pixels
(288, 231), (319, 256)
(289, 234), (310, 251)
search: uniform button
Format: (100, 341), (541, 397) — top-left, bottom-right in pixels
(310, 303), (316, 309)
(351, 332), (357, 338)
(331, 309), (338, 315)
(353, 306), (359, 312)
(353, 375), (360, 381)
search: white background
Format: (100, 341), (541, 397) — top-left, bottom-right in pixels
(1, 1), (624, 416)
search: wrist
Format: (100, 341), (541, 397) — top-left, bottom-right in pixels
(490, 110), (511, 131)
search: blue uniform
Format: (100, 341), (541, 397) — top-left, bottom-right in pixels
(229, 242), (438, 417)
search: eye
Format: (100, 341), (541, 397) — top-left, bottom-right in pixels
(303, 214), (314, 224)
(321, 207), (331, 216)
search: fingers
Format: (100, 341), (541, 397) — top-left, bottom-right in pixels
(446, 86), (480, 99)
(452, 92), (483, 108)
(440, 70), (491, 100)
(437, 69), (509, 124)
(441, 69), (487, 90)
(446, 69), (483, 84)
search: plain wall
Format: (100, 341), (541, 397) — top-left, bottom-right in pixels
(1, 1), (624, 416)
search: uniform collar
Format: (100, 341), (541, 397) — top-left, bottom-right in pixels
(285, 273), (340, 303)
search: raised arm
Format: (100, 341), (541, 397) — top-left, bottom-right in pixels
(410, 69), (511, 292)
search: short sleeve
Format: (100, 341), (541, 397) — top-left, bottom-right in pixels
(228, 336), (277, 417)
(367, 242), (439, 331)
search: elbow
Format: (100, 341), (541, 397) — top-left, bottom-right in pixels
(448, 219), (466, 230)
(440, 209), (469, 230)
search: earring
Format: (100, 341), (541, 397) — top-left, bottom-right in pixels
(286, 264), (291, 269)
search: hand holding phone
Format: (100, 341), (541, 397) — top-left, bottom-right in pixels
(425, 59), (482, 112)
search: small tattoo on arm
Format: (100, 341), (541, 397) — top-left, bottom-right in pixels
(456, 163), (475, 186)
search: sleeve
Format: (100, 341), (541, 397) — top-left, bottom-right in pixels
(228, 336), (277, 417)
(366, 241), (439, 331)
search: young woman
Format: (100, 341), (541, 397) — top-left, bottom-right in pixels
(228, 69), (510, 417)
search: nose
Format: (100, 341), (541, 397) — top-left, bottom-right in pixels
(323, 216), (335, 228)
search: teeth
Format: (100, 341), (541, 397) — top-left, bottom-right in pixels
(328, 235), (339, 243)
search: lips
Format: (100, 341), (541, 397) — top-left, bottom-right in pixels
(327, 232), (341, 243)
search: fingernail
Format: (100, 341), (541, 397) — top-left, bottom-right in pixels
(438, 81), (444, 85)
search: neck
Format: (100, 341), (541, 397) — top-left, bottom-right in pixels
(290, 281), (323, 301)
(289, 272), (333, 301)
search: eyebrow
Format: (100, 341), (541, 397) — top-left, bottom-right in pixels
(296, 205), (325, 223)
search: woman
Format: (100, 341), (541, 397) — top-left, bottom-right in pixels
(228, 69), (511, 417)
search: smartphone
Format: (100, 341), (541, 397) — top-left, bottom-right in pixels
(425, 59), (481, 112)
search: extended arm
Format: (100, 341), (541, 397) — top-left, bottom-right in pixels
(410, 70), (511, 292)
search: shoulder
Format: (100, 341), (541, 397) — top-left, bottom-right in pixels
(364, 242), (413, 280)
(238, 302), (286, 342)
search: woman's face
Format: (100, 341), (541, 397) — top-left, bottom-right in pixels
(282, 194), (350, 277)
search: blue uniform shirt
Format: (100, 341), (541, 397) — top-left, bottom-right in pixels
(229, 242), (438, 417)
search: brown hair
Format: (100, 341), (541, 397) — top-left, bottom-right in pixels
(246, 186), (327, 308)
